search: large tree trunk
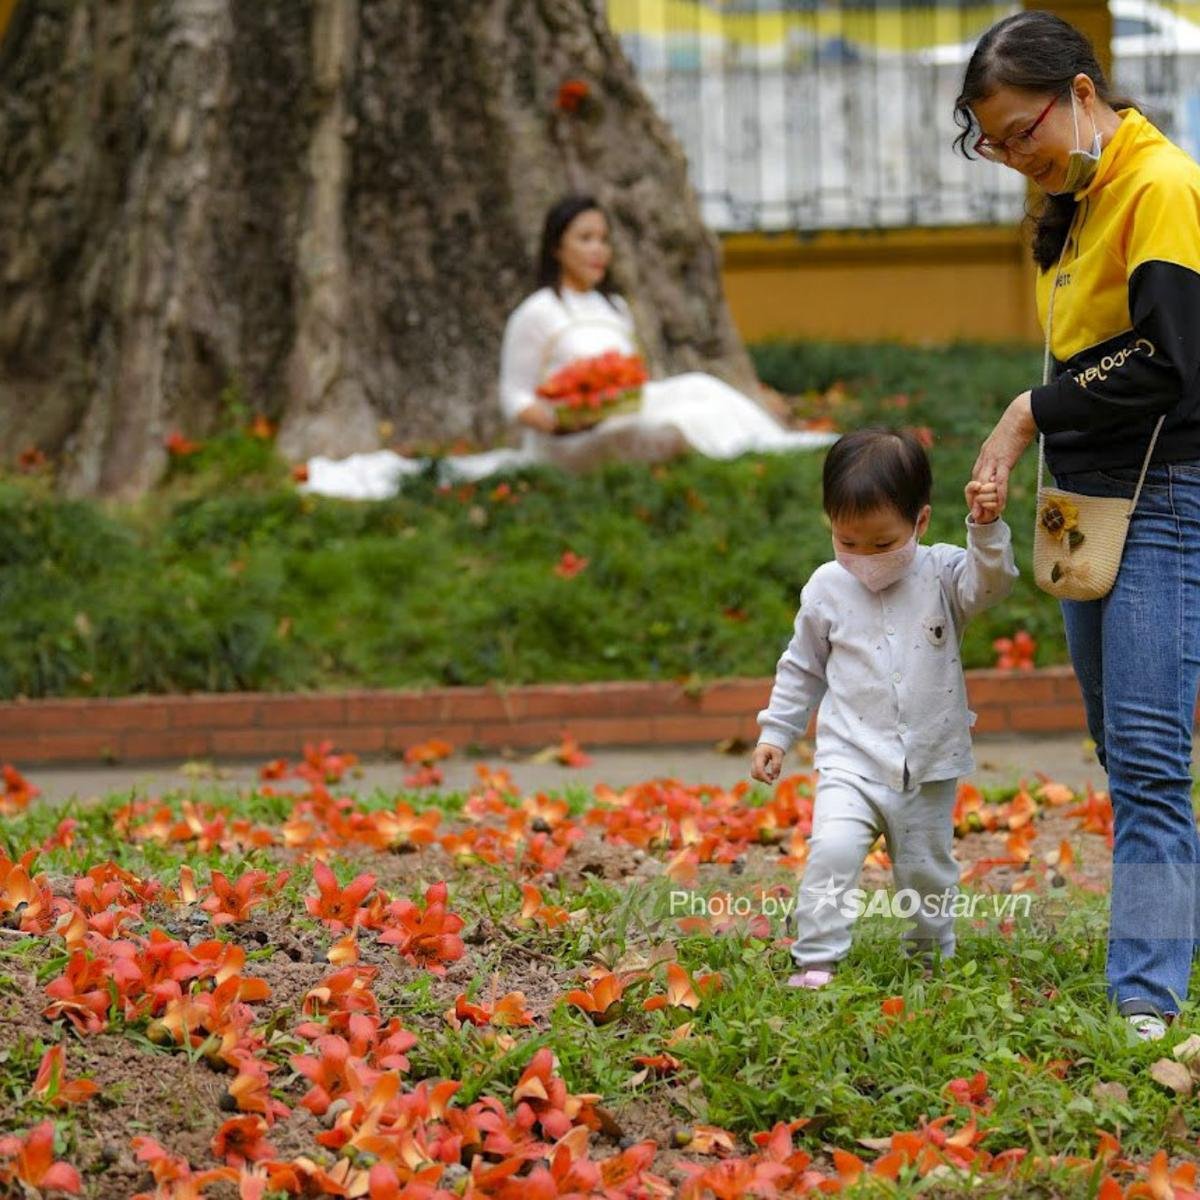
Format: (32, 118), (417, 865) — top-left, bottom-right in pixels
(0, 0), (757, 497)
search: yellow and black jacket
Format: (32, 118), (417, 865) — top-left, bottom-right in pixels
(1032, 108), (1200, 474)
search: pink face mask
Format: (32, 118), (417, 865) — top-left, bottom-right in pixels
(834, 535), (918, 592)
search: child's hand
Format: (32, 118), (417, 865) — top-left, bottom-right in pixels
(751, 743), (784, 784)
(965, 479), (1002, 524)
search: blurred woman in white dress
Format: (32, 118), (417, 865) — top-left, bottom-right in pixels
(303, 196), (833, 499)
(499, 195), (836, 472)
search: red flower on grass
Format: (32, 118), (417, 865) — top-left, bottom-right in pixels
(554, 550), (589, 579)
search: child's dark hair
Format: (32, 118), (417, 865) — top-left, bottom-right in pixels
(823, 429), (933, 524)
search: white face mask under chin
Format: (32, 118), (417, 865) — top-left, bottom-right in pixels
(834, 535), (918, 592)
(1047, 91), (1101, 195)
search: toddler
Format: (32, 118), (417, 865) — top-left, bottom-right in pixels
(751, 428), (1017, 986)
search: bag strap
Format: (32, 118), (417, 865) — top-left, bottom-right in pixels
(1036, 221), (1165, 518)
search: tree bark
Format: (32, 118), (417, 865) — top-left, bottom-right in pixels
(0, 0), (756, 496)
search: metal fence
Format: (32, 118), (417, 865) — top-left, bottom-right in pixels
(608, 0), (1200, 232)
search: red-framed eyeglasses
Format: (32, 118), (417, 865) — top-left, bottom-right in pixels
(974, 92), (1063, 162)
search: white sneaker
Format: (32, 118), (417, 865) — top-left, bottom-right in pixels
(1119, 999), (1170, 1042)
(1127, 1012), (1168, 1042)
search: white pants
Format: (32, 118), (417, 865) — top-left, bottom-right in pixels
(791, 767), (960, 967)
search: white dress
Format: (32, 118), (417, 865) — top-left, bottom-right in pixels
(303, 287), (835, 499)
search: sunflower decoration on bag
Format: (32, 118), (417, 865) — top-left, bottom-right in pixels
(1039, 497), (1086, 583)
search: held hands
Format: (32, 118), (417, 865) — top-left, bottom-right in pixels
(751, 743), (784, 784)
(970, 390), (1037, 510)
(965, 479), (1003, 524)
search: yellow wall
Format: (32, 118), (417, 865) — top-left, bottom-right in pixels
(720, 226), (1042, 344)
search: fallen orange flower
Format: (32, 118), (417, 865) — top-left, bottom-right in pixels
(30, 1046), (100, 1108)
(632, 1052), (681, 1076)
(520, 883), (570, 930)
(297, 740), (359, 785)
(210, 1116), (276, 1168)
(0, 850), (56, 934)
(1036, 778), (1076, 806)
(945, 1070), (992, 1113)
(643, 963), (719, 1013)
(565, 971), (627, 1024)
(403, 764), (443, 789)
(305, 861), (377, 933)
(372, 803), (441, 851)
(0, 764), (39, 816)
(447, 990), (535, 1030)
(40, 818), (78, 853)
(0, 1121), (82, 1194)
(301, 965), (381, 1021)
(131, 1136), (237, 1198)
(555, 731), (592, 766)
(43, 950), (113, 1034)
(226, 1058), (290, 1125)
(201, 868), (288, 925)
(1006, 823), (1038, 864)
(1068, 785), (1115, 846)
(377, 881), (465, 976)
(512, 1047), (604, 1141)
(402, 738), (454, 767)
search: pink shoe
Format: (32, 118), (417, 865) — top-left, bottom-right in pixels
(787, 967), (835, 989)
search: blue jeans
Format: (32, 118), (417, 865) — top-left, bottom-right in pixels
(1055, 461), (1200, 1016)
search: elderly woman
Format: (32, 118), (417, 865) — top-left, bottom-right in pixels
(960, 11), (1200, 1039)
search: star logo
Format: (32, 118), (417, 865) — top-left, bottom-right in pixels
(810, 878), (843, 913)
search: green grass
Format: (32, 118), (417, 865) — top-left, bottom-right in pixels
(0, 340), (1058, 699)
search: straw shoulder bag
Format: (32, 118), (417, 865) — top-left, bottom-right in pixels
(1032, 242), (1164, 602)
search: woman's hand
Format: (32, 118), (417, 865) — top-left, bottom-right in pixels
(517, 400), (559, 435)
(971, 391), (1037, 508)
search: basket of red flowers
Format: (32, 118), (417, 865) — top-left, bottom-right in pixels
(536, 350), (648, 434)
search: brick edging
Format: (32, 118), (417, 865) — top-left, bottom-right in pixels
(0, 668), (1092, 767)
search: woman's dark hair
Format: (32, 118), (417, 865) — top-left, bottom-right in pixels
(536, 194), (620, 300)
(823, 429), (933, 524)
(952, 10), (1139, 270)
